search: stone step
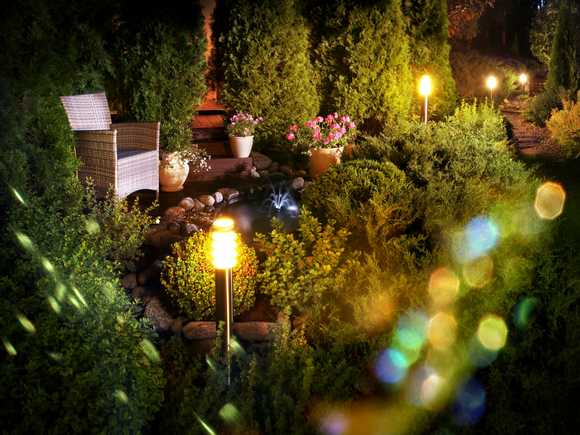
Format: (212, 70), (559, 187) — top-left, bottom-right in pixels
(198, 141), (230, 157)
(193, 128), (227, 142)
(190, 157), (253, 182)
(192, 113), (226, 129)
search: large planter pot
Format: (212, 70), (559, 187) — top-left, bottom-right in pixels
(159, 152), (190, 192)
(309, 146), (343, 178)
(229, 135), (254, 158)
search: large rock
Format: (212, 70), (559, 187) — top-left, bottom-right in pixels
(164, 206), (185, 221)
(279, 165), (294, 177)
(144, 297), (173, 331)
(290, 177), (305, 190)
(146, 229), (182, 249)
(182, 223), (199, 236)
(179, 197), (195, 211)
(213, 191), (224, 204)
(252, 152), (272, 170)
(197, 194), (215, 207)
(218, 188), (240, 202)
(233, 322), (279, 342)
(122, 273), (137, 290)
(183, 321), (217, 340)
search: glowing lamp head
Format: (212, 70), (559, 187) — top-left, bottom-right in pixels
(419, 75), (433, 97)
(486, 75), (498, 91)
(211, 217), (238, 269)
(519, 73), (528, 85)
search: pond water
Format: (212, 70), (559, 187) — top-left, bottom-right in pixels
(223, 181), (300, 241)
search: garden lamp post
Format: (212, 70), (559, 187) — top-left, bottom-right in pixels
(211, 217), (238, 359)
(419, 75), (433, 124)
(519, 73), (529, 94)
(486, 75), (498, 105)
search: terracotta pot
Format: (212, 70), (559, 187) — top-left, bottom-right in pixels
(159, 152), (190, 192)
(229, 135), (254, 158)
(309, 146), (343, 178)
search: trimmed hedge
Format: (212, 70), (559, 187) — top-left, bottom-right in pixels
(217, 0), (320, 151)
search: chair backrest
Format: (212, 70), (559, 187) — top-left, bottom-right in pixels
(60, 92), (112, 131)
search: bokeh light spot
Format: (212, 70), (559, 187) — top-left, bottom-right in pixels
(320, 411), (348, 435)
(17, 314), (36, 334)
(513, 297), (538, 330)
(421, 373), (445, 408)
(393, 310), (428, 364)
(375, 348), (409, 384)
(140, 339), (160, 363)
(453, 379), (486, 425)
(534, 182), (565, 220)
(464, 216), (499, 260)
(477, 315), (508, 351)
(428, 268), (460, 307)
(463, 256), (494, 288)
(219, 403), (241, 425)
(427, 312), (457, 350)
(113, 389), (129, 404)
(47, 296), (61, 314)
(86, 218), (100, 235)
(2, 338), (17, 356)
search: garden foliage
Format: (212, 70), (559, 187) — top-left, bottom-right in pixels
(547, 98), (580, 157)
(161, 231), (258, 319)
(530, 0), (560, 67)
(404, 0), (457, 117)
(217, 0), (320, 151)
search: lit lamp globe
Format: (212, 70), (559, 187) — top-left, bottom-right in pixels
(419, 75), (433, 124)
(486, 75), (498, 103)
(519, 73), (529, 93)
(210, 217), (238, 363)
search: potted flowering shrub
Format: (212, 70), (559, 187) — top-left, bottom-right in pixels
(286, 113), (356, 177)
(226, 112), (263, 158)
(159, 139), (210, 192)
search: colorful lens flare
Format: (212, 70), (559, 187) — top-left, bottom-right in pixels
(477, 315), (508, 351)
(375, 348), (409, 384)
(534, 182), (566, 220)
(429, 268), (460, 307)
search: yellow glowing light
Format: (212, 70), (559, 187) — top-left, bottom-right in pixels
(428, 312), (457, 350)
(419, 75), (433, 97)
(421, 373), (445, 408)
(211, 217), (238, 269)
(534, 182), (566, 220)
(486, 75), (498, 91)
(463, 255), (494, 288)
(428, 268), (460, 307)
(519, 73), (529, 85)
(477, 314), (508, 351)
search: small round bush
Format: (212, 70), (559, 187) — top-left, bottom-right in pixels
(161, 231), (258, 319)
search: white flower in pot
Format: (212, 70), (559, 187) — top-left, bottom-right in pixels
(159, 144), (210, 192)
(226, 112), (264, 158)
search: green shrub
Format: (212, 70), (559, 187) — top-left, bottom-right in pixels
(84, 182), (157, 271)
(526, 87), (563, 125)
(0, 192), (164, 434)
(547, 98), (580, 157)
(161, 231), (257, 319)
(530, 0), (559, 66)
(326, 1), (413, 133)
(404, 0), (457, 118)
(302, 159), (419, 257)
(217, 0), (320, 152)
(254, 209), (351, 314)
(111, 20), (206, 153)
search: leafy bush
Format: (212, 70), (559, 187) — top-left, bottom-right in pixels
(161, 231), (257, 319)
(84, 182), (157, 271)
(530, 0), (559, 66)
(547, 98), (580, 157)
(404, 0), (457, 118)
(217, 0), (320, 151)
(317, 0), (413, 133)
(0, 191), (165, 434)
(254, 209), (351, 314)
(111, 20), (206, 153)
(302, 159), (419, 257)
(526, 87), (563, 126)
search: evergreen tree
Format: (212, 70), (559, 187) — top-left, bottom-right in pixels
(547, 0), (579, 95)
(404, 0), (457, 118)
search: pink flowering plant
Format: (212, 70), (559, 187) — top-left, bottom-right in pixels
(226, 112), (264, 137)
(285, 113), (356, 152)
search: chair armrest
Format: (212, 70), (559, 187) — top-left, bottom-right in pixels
(75, 130), (117, 163)
(113, 122), (160, 152)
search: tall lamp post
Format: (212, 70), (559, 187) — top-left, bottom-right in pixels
(486, 75), (498, 105)
(419, 75), (433, 124)
(519, 73), (529, 94)
(210, 217), (238, 384)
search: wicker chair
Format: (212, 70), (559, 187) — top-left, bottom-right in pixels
(60, 92), (159, 199)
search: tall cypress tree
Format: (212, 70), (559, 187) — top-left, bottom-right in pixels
(547, 0), (579, 95)
(404, 0), (457, 118)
